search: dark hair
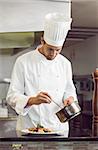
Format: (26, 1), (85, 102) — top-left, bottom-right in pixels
(40, 32), (46, 44)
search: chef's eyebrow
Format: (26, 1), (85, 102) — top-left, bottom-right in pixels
(47, 47), (61, 51)
(46, 45), (60, 50)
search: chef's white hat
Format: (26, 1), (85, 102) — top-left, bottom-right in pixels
(44, 12), (72, 46)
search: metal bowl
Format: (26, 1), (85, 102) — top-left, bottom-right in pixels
(56, 101), (81, 123)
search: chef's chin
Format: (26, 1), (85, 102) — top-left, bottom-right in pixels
(46, 56), (56, 60)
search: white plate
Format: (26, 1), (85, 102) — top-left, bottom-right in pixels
(21, 129), (64, 135)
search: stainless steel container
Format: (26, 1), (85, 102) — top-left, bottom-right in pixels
(56, 101), (81, 123)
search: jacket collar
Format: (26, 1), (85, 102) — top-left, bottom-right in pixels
(35, 45), (58, 65)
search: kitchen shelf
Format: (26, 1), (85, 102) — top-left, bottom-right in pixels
(0, 116), (17, 121)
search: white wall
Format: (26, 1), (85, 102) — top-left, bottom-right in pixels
(0, 47), (32, 99)
(0, 47), (32, 79)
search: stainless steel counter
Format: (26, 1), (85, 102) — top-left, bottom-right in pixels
(0, 131), (98, 150)
(0, 118), (98, 150)
(0, 121), (98, 150)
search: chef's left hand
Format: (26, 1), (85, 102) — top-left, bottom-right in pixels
(63, 96), (74, 106)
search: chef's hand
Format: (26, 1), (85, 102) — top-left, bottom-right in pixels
(26, 92), (52, 106)
(63, 96), (74, 106)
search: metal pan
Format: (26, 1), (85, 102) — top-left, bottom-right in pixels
(56, 101), (81, 123)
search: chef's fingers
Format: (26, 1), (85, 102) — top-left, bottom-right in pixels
(40, 93), (52, 102)
(38, 92), (52, 103)
(63, 100), (68, 106)
(67, 96), (74, 105)
(64, 96), (74, 106)
(39, 97), (51, 103)
(40, 92), (52, 100)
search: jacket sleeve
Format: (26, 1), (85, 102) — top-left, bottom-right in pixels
(63, 61), (78, 102)
(6, 57), (31, 116)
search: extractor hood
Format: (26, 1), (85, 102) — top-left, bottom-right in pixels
(0, 32), (34, 55)
(0, 32), (34, 49)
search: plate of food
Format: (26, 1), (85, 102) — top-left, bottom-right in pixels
(21, 124), (64, 136)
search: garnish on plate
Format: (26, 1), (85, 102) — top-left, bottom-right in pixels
(28, 124), (52, 133)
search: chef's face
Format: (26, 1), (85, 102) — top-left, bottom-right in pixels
(42, 43), (62, 60)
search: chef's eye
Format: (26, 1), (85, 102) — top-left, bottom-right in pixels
(48, 48), (60, 52)
(56, 49), (60, 52)
(48, 48), (53, 51)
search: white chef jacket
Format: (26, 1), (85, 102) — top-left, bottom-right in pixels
(6, 46), (78, 137)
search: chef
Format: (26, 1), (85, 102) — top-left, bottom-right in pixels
(6, 12), (78, 137)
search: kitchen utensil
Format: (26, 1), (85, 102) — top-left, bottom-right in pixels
(56, 101), (81, 123)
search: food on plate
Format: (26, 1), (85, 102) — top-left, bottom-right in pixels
(28, 124), (53, 133)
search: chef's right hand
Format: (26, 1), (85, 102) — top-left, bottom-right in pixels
(26, 92), (52, 106)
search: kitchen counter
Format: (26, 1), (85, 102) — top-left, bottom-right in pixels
(0, 130), (98, 150)
(0, 118), (98, 150)
(0, 129), (98, 141)
(0, 118), (98, 141)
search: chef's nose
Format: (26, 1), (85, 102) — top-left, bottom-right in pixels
(50, 50), (57, 55)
